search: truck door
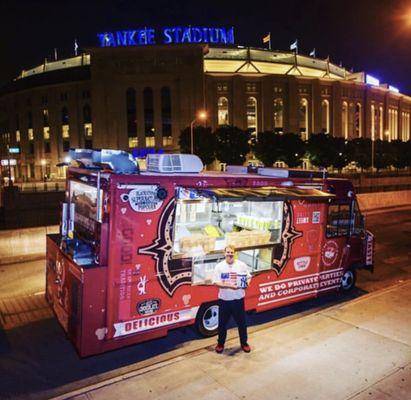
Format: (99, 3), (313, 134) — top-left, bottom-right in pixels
(347, 200), (365, 267)
(320, 201), (352, 292)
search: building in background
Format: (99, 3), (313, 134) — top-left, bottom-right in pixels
(0, 41), (410, 181)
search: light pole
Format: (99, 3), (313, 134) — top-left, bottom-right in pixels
(371, 131), (375, 172)
(190, 111), (207, 155)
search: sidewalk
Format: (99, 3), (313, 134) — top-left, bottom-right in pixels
(54, 281), (411, 400)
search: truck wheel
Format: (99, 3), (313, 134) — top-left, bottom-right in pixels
(196, 303), (219, 337)
(341, 269), (356, 292)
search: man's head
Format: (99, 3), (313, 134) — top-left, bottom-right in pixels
(224, 245), (235, 264)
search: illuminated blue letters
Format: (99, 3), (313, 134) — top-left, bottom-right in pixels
(97, 26), (235, 47)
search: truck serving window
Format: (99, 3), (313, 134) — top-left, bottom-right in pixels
(326, 203), (351, 237)
(173, 187), (284, 284)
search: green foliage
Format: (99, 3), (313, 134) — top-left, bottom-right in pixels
(373, 140), (392, 171)
(306, 133), (348, 169)
(179, 126), (217, 166)
(332, 137), (350, 171)
(251, 131), (282, 167)
(214, 125), (251, 165)
(348, 138), (372, 171)
(276, 133), (305, 168)
(390, 140), (410, 170)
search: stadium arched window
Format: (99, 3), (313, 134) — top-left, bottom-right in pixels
(273, 98), (283, 133)
(299, 98), (308, 140)
(161, 87), (172, 146)
(83, 105), (93, 148)
(404, 112), (410, 141)
(144, 87), (155, 147)
(371, 104), (376, 141)
(394, 109), (398, 140)
(355, 103), (362, 138)
(246, 97), (257, 137)
(218, 97), (229, 125)
(83, 104), (92, 124)
(321, 99), (330, 133)
(342, 101), (348, 139)
(27, 112), (34, 145)
(43, 109), (49, 127)
(28, 111), (33, 129)
(126, 88), (137, 148)
(388, 108), (398, 142)
(378, 105), (384, 140)
(61, 107), (70, 151)
(61, 107), (69, 125)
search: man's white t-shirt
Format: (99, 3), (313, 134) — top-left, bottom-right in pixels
(212, 259), (251, 301)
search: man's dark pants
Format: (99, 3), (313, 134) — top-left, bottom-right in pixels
(217, 298), (248, 345)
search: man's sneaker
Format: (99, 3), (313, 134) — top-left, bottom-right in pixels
(215, 344), (224, 353)
(241, 343), (251, 353)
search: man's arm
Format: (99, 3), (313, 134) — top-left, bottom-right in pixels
(212, 264), (237, 289)
(214, 281), (237, 289)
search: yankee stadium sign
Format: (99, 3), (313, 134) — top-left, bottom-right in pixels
(97, 26), (235, 47)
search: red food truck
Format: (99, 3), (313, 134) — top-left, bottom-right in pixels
(46, 149), (374, 357)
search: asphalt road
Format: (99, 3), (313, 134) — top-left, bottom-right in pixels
(0, 209), (409, 400)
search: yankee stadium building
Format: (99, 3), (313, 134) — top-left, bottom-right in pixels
(0, 26), (410, 180)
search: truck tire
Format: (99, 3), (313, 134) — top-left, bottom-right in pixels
(341, 269), (356, 292)
(196, 302), (219, 337)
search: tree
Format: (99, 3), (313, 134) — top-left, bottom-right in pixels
(390, 140), (409, 170)
(348, 138), (372, 171)
(406, 141), (411, 170)
(179, 126), (216, 166)
(374, 140), (392, 171)
(214, 125), (250, 165)
(276, 133), (305, 168)
(306, 133), (336, 169)
(252, 131), (282, 167)
(332, 137), (350, 172)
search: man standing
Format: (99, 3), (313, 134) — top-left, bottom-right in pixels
(213, 245), (251, 353)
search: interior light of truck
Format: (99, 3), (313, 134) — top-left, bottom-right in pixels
(280, 181), (294, 187)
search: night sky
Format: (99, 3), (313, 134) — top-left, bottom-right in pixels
(1, 0), (411, 93)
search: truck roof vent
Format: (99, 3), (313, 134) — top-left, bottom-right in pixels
(146, 154), (203, 173)
(258, 168), (327, 179)
(257, 168), (290, 178)
(226, 165), (248, 174)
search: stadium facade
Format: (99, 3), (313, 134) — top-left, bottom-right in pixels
(0, 26), (410, 180)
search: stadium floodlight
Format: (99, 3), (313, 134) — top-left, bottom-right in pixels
(366, 74), (380, 86)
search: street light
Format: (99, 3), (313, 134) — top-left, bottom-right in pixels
(190, 111), (207, 155)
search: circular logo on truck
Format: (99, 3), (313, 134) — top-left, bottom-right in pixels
(137, 298), (161, 316)
(321, 240), (339, 267)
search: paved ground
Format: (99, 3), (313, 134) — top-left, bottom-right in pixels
(0, 209), (409, 399)
(56, 281), (411, 400)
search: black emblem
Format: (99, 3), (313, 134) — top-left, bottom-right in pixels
(137, 298), (161, 315)
(272, 201), (303, 275)
(139, 199), (192, 297)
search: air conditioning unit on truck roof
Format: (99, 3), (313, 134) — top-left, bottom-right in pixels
(146, 154), (203, 173)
